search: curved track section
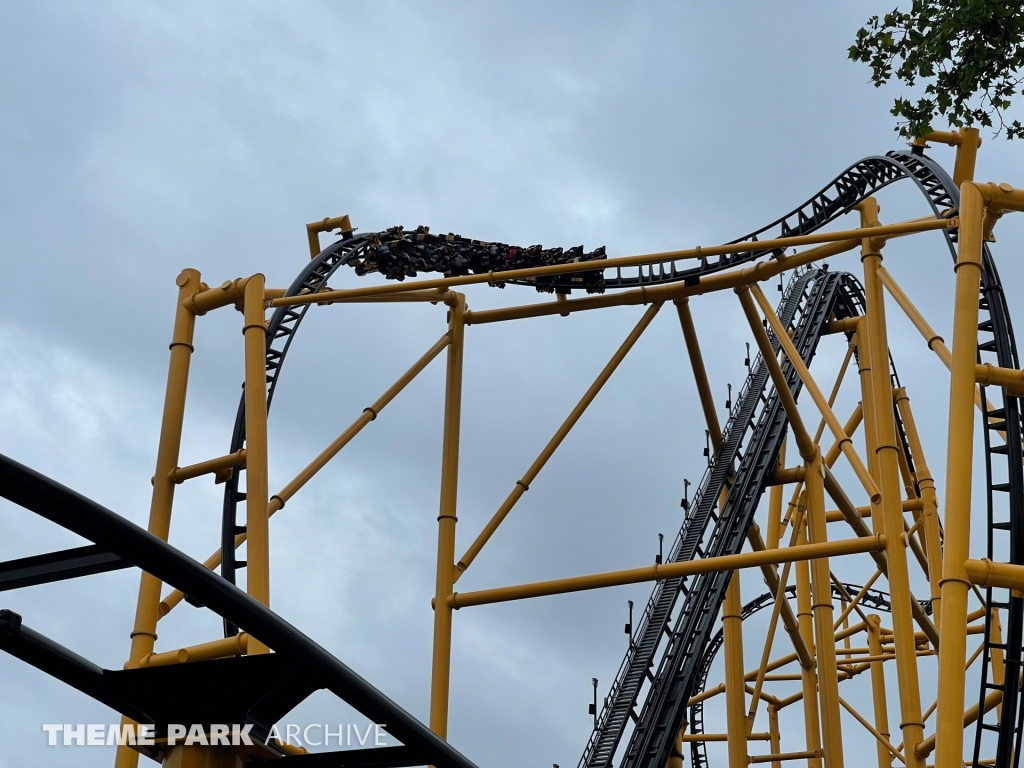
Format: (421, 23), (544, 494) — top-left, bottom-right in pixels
(575, 150), (1023, 768)
(219, 232), (371, 632)
(213, 149), (1022, 766)
(867, 154), (1024, 768)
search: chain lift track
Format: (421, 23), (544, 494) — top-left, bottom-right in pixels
(569, 151), (1024, 768)
(207, 147), (1023, 767)
(576, 267), (818, 768)
(0, 140), (1017, 768)
(685, 356), (928, 768)
(619, 267), (859, 768)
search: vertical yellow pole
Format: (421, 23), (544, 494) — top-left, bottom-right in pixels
(894, 430), (918, 501)
(860, 199), (926, 768)
(116, 269), (202, 768)
(768, 440), (788, 549)
(866, 614), (892, 768)
(894, 388), (942, 624)
(934, 181), (985, 768)
(667, 729), (685, 768)
(769, 704), (783, 768)
(855, 325), (882, 531)
(990, 608), (1006, 720)
(429, 293), (466, 738)
(723, 573), (748, 768)
(242, 275), (271, 656)
(952, 127), (980, 187)
(805, 449), (844, 768)
(795, 506), (823, 768)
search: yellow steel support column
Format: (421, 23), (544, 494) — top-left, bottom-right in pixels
(855, 324), (882, 528)
(934, 181), (985, 768)
(769, 704), (783, 768)
(769, 441), (788, 549)
(748, 284), (879, 502)
(115, 268), (202, 768)
(990, 608), (1006, 720)
(894, 388), (942, 624)
(723, 573), (749, 768)
(806, 449), (844, 768)
(894, 427), (918, 501)
(952, 128), (980, 187)
(795, 511), (824, 768)
(866, 614), (892, 768)
(747, 524), (814, 670)
(158, 333), (451, 616)
(667, 727), (685, 768)
(243, 274), (271, 656)
(676, 297), (723, 450)
(430, 293), (466, 738)
(859, 199), (926, 768)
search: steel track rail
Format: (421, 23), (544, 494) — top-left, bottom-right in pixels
(577, 269), (817, 768)
(854, 152), (1024, 768)
(219, 232), (371, 634)
(686, 339), (927, 768)
(213, 149), (1021, 766)
(565, 150), (1022, 768)
(617, 268), (856, 768)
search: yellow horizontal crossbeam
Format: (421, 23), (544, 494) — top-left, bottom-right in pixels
(140, 633), (248, 668)
(447, 535), (886, 609)
(749, 750), (821, 764)
(168, 449), (246, 484)
(965, 558), (1024, 591)
(187, 276), (250, 315)
(975, 363), (1024, 397)
(268, 217), (955, 309)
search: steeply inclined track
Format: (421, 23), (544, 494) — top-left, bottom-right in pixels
(209, 148), (1021, 767)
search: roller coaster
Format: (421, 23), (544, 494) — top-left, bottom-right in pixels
(1, 128), (1023, 768)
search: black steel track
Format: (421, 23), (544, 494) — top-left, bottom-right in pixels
(577, 268), (818, 768)
(574, 270), (862, 768)
(207, 148), (1021, 766)
(220, 231), (369, 634)
(0, 453), (480, 768)
(617, 267), (860, 768)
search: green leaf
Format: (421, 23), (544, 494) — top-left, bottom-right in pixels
(850, 0), (1024, 139)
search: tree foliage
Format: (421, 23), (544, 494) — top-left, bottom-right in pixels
(849, 1), (1024, 139)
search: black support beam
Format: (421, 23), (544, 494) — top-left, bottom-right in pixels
(0, 453), (478, 768)
(0, 545), (129, 592)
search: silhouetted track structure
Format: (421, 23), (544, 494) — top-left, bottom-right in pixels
(575, 150), (1024, 768)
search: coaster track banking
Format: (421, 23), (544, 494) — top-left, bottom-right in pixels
(0, 143), (1011, 767)
(222, 148), (1022, 767)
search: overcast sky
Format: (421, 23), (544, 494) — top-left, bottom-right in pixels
(2, 2), (1024, 767)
